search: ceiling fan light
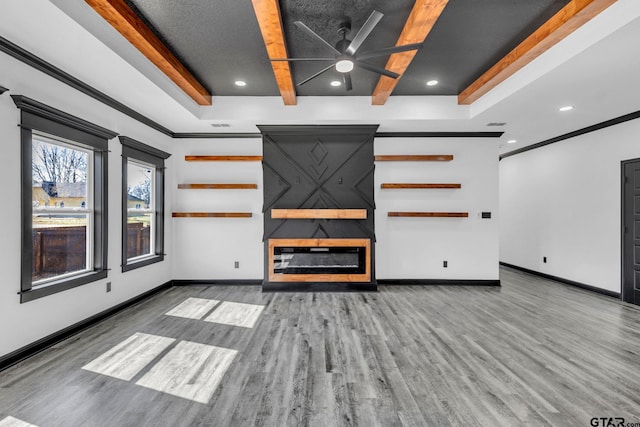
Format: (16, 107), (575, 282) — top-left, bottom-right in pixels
(335, 59), (354, 73)
(330, 80), (342, 87)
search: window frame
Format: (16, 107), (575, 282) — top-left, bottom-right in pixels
(14, 95), (117, 303)
(119, 136), (170, 272)
(125, 158), (156, 263)
(31, 133), (95, 285)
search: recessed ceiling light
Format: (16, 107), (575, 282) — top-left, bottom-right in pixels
(330, 80), (342, 87)
(234, 80), (247, 87)
(335, 59), (354, 73)
(426, 80), (438, 86)
(507, 139), (517, 144)
(559, 105), (574, 112)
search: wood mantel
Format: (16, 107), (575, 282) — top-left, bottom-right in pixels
(271, 209), (367, 219)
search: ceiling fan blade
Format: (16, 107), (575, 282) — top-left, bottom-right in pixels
(346, 10), (383, 55)
(356, 60), (399, 79)
(270, 58), (336, 61)
(343, 73), (353, 91)
(297, 63), (336, 86)
(294, 21), (341, 55)
(357, 43), (423, 60)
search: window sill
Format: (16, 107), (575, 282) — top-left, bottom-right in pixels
(122, 254), (164, 272)
(21, 270), (108, 303)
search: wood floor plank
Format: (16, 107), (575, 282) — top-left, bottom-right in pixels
(2, 269), (640, 426)
(135, 341), (237, 404)
(81, 332), (175, 381)
(0, 417), (38, 427)
(165, 297), (219, 320)
(204, 301), (264, 328)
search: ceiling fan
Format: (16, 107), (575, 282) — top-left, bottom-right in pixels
(272, 10), (422, 91)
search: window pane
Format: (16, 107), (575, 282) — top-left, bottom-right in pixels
(127, 160), (155, 260)
(32, 136), (92, 285)
(32, 137), (89, 208)
(127, 213), (152, 259)
(32, 214), (89, 283)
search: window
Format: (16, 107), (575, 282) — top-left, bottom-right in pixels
(14, 95), (116, 303)
(126, 160), (155, 261)
(120, 136), (170, 272)
(32, 135), (92, 283)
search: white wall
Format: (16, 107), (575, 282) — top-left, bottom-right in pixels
(169, 136), (501, 282)
(499, 119), (640, 293)
(375, 138), (500, 280)
(0, 44), (173, 358)
(171, 139), (264, 280)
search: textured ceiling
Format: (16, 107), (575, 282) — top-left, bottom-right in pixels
(125, 0), (570, 97)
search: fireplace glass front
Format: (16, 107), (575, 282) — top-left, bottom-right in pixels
(273, 246), (366, 275)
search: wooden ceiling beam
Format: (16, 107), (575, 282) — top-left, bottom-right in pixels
(250, 0), (297, 105)
(458, 0), (617, 105)
(85, 0), (211, 106)
(371, 0), (450, 106)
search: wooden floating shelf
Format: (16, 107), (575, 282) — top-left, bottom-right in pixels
(381, 183), (461, 189)
(271, 209), (367, 219)
(388, 212), (468, 218)
(184, 155), (262, 162)
(172, 212), (252, 218)
(374, 155), (453, 162)
(178, 183), (258, 190)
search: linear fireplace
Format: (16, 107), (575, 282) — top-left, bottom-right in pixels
(268, 239), (371, 283)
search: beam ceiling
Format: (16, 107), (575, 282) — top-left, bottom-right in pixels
(250, 0), (297, 105)
(371, 0), (450, 106)
(85, 0), (212, 106)
(458, 0), (618, 105)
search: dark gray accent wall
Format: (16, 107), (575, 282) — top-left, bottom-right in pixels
(259, 125), (378, 283)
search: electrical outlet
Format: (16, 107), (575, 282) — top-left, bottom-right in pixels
(234, 261), (239, 269)
(443, 260), (448, 268)
(106, 282), (111, 292)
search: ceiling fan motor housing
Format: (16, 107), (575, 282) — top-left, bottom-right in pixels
(335, 38), (351, 53)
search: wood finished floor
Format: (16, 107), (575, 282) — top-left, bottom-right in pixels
(1, 267), (640, 426)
